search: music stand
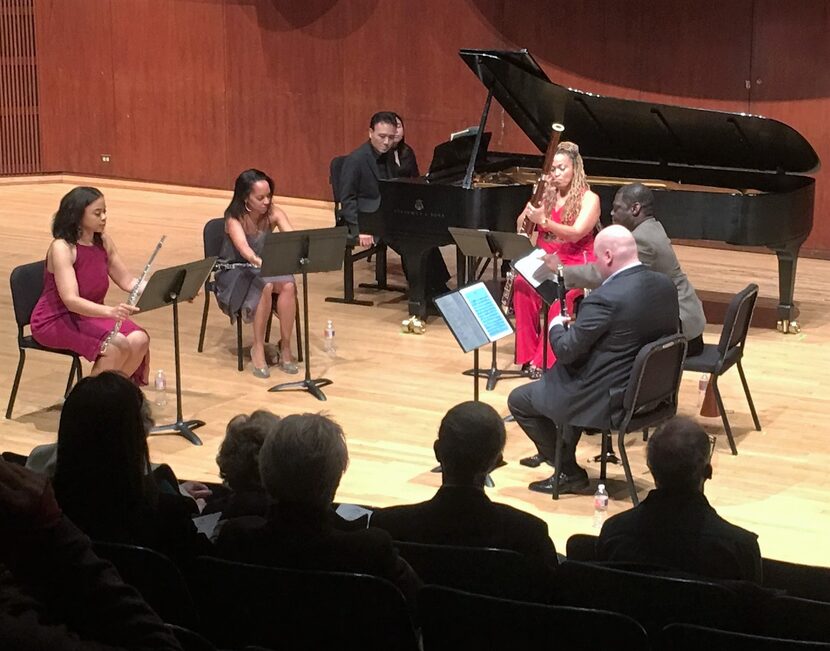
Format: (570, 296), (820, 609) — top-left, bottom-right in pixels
(449, 227), (534, 390)
(261, 227), (347, 401)
(136, 256), (216, 445)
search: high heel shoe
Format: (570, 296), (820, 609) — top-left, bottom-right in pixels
(276, 347), (299, 375)
(252, 365), (271, 379)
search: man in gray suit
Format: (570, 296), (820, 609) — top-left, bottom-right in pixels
(556, 183), (705, 356)
(508, 226), (679, 495)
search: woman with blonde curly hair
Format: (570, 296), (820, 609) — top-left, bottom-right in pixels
(512, 141), (600, 377)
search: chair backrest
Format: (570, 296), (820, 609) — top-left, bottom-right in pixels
(166, 624), (218, 651)
(552, 560), (744, 636)
(717, 283), (759, 358)
(9, 260), (46, 330)
(419, 585), (650, 651)
(660, 623), (830, 651)
(621, 333), (687, 424)
(92, 541), (199, 628)
(565, 533), (599, 561)
(202, 217), (226, 258)
(762, 557), (830, 603)
(188, 556), (418, 651)
(757, 595), (830, 643)
(329, 155), (346, 206)
(394, 540), (555, 602)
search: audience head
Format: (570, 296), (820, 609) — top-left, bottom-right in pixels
(258, 413), (348, 510)
(217, 410), (280, 491)
(368, 111), (398, 155)
(434, 401), (506, 486)
(612, 183), (655, 231)
(593, 224), (639, 280)
(225, 168), (275, 220)
(647, 416), (713, 493)
(52, 186), (106, 245)
(53, 372), (153, 524)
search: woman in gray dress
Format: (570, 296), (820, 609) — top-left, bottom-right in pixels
(215, 169), (298, 378)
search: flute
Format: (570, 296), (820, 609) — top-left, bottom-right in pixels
(100, 236), (166, 354)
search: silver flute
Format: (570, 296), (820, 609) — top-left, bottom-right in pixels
(100, 235), (166, 354)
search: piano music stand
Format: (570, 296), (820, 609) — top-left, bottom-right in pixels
(449, 227), (534, 390)
(136, 257), (217, 445)
(261, 227), (348, 401)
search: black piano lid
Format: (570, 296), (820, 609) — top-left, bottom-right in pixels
(459, 48), (820, 176)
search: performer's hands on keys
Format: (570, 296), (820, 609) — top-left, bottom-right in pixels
(358, 233), (374, 248)
(523, 202), (547, 225)
(109, 303), (140, 320)
(544, 252), (563, 271)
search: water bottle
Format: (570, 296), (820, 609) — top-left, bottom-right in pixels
(697, 373), (710, 406)
(323, 320), (336, 356)
(593, 483), (609, 529)
(154, 370), (168, 407)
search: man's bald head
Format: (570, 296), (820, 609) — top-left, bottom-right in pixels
(594, 225), (639, 281)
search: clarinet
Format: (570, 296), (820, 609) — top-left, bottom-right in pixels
(556, 263), (569, 327)
(501, 122), (565, 312)
(213, 260), (256, 272)
(99, 236), (165, 354)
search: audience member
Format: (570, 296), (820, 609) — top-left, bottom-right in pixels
(0, 459), (182, 650)
(202, 410), (280, 520)
(372, 401), (558, 569)
(216, 413), (420, 603)
(597, 416), (763, 583)
(52, 372), (213, 564)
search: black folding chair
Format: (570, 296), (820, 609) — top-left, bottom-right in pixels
(419, 585), (649, 651)
(196, 217), (301, 371)
(762, 557), (830, 602)
(6, 260), (83, 419)
(551, 560), (745, 637)
(660, 623), (830, 651)
(757, 595), (830, 643)
(188, 556), (418, 651)
(394, 540), (555, 602)
(553, 333), (687, 503)
(92, 541), (199, 628)
(684, 283), (760, 454)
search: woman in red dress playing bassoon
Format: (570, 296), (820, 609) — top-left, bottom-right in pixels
(512, 141), (601, 378)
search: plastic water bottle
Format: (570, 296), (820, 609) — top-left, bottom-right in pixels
(593, 483), (609, 529)
(323, 320), (336, 356)
(154, 370), (167, 407)
(697, 373), (710, 406)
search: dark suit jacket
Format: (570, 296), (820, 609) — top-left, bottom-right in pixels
(215, 504), (421, 603)
(370, 486), (558, 569)
(543, 264), (679, 430)
(564, 219), (705, 340)
(597, 488), (763, 583)
(336, 141), (387, 238)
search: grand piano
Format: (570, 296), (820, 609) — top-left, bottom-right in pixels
(373, 49), (819, 327)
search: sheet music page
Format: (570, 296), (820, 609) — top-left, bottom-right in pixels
(459, 283), (513, 343)
(513, 248), (556, 288)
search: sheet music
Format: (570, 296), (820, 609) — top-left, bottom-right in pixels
(513, 248), (557, 288)
(458, 283), (513, 342)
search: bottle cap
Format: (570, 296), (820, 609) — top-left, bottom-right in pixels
(598, 483), (605, 491)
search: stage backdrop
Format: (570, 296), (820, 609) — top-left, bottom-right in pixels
(14, 0), (830, 254)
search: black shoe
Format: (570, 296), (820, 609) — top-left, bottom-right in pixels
(528, 470), (590, 495)
(520, 453), (549, 468)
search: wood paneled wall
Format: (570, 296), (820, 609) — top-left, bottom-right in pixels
(0, 0), (40, 174)
(30, 0), (830, 253)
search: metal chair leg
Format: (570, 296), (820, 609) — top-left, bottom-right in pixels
(737, 361), (761, 431)
(617, 428), (640, 505)
(64, 358), (79, 398)
(712, 377), (738, 455)
(197, 289), (210, 353)
(294, 294), (303, 363)
(5, 349), (26, 419)
(600, 431), (610, 481)
(236, 314), (244, 372)
(265, 311), (273, 344)
(552, 426), (564, 500)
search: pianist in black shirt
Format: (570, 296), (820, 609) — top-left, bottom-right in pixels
(337, 111), (450, 297)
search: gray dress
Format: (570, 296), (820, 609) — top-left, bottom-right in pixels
(214, 229), (294, 323)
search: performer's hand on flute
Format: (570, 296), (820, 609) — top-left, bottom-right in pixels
(109, 303), (140, 321)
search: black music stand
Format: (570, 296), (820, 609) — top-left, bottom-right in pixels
(136, 256), (217, 445)
(449, 227), (534, 390)
(262, 227), (347, 401)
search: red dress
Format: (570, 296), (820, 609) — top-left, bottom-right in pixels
(512, 204), (595, 369)
(30, 242), (149, 385)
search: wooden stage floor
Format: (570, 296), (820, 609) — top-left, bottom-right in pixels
(1, 176), (828, 567)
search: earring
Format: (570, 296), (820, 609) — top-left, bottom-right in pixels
(244, 202), (252, 213)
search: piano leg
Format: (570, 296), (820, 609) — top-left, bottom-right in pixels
(773, 240), (803, 333)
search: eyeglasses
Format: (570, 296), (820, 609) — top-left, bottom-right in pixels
(707, 433), (717, 460)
